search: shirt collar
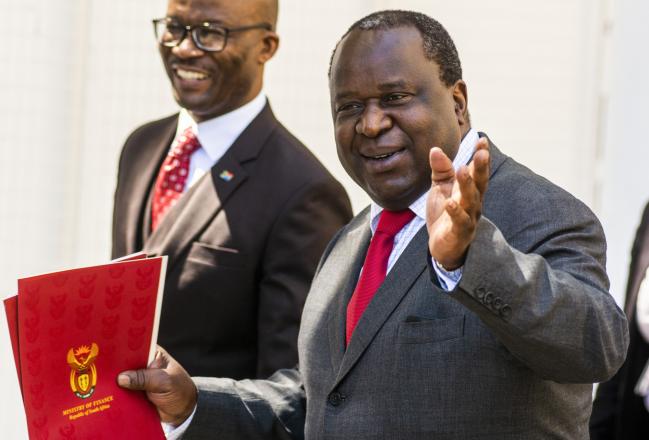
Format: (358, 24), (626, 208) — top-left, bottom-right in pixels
(369, 128), (480, 232)
(175, 92), (267, 161)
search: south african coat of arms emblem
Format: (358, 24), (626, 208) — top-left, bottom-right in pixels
(67, 343), (99, 399)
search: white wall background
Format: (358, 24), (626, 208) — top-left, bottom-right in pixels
(0, 0), (645, 437)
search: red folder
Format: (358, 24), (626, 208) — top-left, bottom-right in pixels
(3, 255), (167, 440)
(4, 294), (21, 389)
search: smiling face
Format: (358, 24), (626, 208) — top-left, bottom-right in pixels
(160, 0), (278, 121)
(330, 26), (469, 210)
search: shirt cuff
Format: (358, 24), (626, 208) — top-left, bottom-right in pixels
(431, 258), (463, 291)
(163, 405), (197, 440)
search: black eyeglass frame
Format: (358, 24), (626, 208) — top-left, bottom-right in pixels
(152, 18), (273, 52)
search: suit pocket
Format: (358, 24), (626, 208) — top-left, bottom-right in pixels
(397, 315), (464, 344)
(186, 242), (245, 269)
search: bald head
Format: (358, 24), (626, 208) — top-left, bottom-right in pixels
(259, 0), (279, 29)
(166, 0), (278, 28)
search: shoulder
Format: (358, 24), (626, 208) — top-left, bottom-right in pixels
(123, 114), (178, 147)
(119, 114), (177, 161)
(632, 201), (649, 250)
(484, 143), (604, 252)
(488, 144), (596, 217)
(255, 115), (344, 192)
(315, 207), (370, 270)
(265, 120), (329, 173)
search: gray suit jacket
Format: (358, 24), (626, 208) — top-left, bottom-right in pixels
(182, 140), (628, 439)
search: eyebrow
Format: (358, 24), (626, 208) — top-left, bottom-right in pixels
(334, 80), (412, 101)
(377, 80), (410, 91)
(166, 16), (226, 25)
(333, 91), (356, 102)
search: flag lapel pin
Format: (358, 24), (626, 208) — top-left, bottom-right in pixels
(219, 170), (234, 182)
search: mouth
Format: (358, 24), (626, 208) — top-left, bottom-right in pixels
(173, 66), (211, 81)
(360, 148), (405, 161)
(358, 147), (407, 174)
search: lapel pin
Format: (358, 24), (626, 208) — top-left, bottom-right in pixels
(219, 170), (234, 182)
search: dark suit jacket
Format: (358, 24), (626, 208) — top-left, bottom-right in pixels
(112, 103), (353, 379)
(590, 202), (649, 439)
(181, 139), (628, 439)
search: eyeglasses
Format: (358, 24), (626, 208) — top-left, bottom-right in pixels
(152, 18), (272, 52)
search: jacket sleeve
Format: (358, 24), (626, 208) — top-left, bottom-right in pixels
(448, 187), (629, 383)
(183, 368), (306, 440)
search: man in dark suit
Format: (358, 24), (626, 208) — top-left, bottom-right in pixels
(590, 203), (649, 439)
(112, 0), (352, 379)
(118, 10), (628, 439)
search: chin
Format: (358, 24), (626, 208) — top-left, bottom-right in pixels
(374, 187), (426, 211)
(177, 99), (216, 117)
(371, 194), (411, 211)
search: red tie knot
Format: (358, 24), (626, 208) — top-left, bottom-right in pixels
(375, 209), (416, 238)
(171, 128), (201, 157)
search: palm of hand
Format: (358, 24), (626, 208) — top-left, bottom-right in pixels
(426, 176), (464, 265)
(426, 139), (490, 270)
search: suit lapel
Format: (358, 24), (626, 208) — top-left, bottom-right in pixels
(143, 104), (277, 273)
(333, 225), (428, 389)
(325, 213), (371, 374)
(144, 156), (247, 267)
(125, 115), (177, 253)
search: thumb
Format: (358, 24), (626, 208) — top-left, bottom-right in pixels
(117, 369), (165, 392)
(429, 147), (454, 182)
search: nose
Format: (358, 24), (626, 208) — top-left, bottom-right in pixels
(355, 104), (392, 138)
(171, 32), (204, 59)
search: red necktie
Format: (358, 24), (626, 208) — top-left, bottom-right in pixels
(151, 127), (201, 231)
(346, 209), (416, 345)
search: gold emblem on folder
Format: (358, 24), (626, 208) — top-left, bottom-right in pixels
(67, 343), (99, 399)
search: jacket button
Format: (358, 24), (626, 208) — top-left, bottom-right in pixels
(328, 391), (345, 407)
(500, 305), (512, 321)
(493, 297), (503, 310)
(483, 292), (494, 305)
(475, 287), (486, 300)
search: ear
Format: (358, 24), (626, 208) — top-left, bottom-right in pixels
(258, 32), (279, 64)
(451, 80), (469, 127)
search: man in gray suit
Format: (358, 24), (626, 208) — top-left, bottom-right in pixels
(118, 10), (629, 439)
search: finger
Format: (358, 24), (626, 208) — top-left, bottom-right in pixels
(471, 139), (490, 196)
(474, 137), (489, 153)
(148, 346), (170, 369)
(446, 198), (472, 232)
(429, 147), (455, 182)
(456, 166), (480, 216)
(117, 368), (170, 392)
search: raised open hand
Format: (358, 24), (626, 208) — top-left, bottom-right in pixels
(117, 346), (197, 427)
(426, 138), (490, 270)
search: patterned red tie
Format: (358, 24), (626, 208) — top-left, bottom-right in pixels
(346, 209), (416, 345)
(151, 127), (201, 231)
